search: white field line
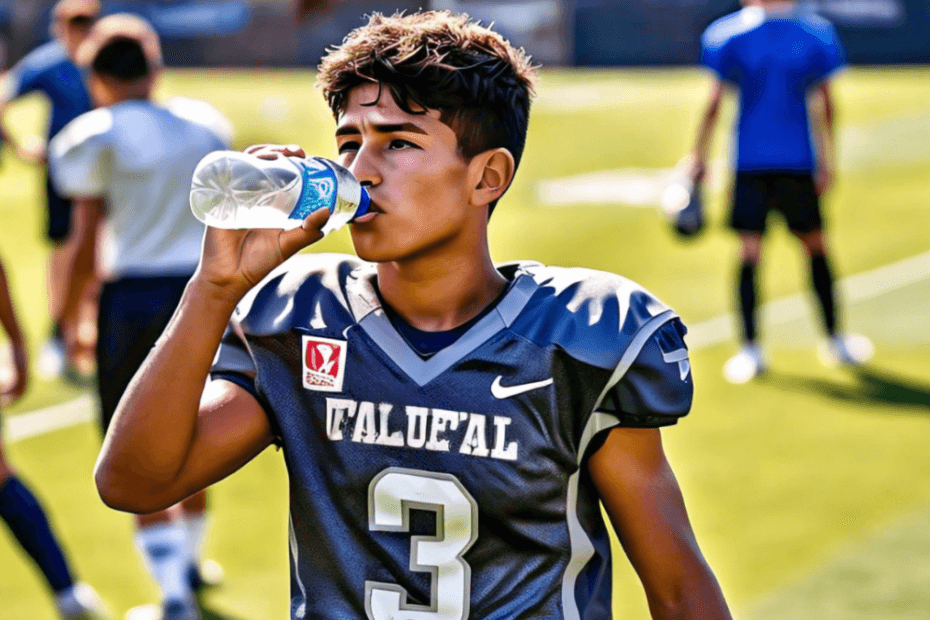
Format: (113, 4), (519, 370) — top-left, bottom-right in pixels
(5, 249), (930, 444)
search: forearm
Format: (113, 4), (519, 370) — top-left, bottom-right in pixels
(0, 260), (24, 345)
(96, 277), (242, 493)
(647, 569), (732, 620)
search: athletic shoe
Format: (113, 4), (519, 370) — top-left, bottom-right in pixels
(56, 582), (109, 619)
(723, 343), (767, 384)
(38, 335), (68, 379)
(125, 599), (200, 620)
(187, 558), (224, 592)
(819, 333), (874, 367)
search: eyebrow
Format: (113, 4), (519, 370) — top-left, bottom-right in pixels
(335, 122), (428, 137)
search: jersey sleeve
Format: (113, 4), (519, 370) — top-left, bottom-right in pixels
(166, 97), (234, 147)
(1, 53), (45, 101)
(700, 27), (737, 84)
(209, 315), (282, 441)
(808, 23), (846, 85)
(594, 318), (693, 428)
(47, 109), (114, 198)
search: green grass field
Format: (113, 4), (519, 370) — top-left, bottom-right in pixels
(0, 66), (928, 619)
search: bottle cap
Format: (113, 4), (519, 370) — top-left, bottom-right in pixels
(355, 186), (371, 219)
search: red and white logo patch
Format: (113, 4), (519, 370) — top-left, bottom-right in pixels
(302, 336), (347, 392)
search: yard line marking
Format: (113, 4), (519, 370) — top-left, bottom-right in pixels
(5, 249), (930, 443)
(6, 394), (95, 443)
(686, 249), (930, 350)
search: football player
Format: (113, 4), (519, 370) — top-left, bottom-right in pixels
(690, 0), (872, 383)
(0, 0), (101, 380)
(48, 15), (231, 620)
(95, 11), (732, 619)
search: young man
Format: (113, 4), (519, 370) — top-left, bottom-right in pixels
(0, 0), (100, 379)
(48, 15), (231, 620)
(691, 0), (872, 383)
(0, 252), (107, 619)
(95, 11), (732, 619)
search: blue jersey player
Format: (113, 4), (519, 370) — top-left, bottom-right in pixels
(95, 11), (733, 619)
(690, 0), (872, 383)
(0, 0), (100, 380)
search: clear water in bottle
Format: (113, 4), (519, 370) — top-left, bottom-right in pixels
(189, 150), (369, 235)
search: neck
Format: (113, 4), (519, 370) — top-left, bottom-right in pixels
(376, 224), (506, 332)
(761, 0), (796, 13)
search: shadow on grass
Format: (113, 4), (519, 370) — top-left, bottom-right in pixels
(761, 366), (930, 414)
(196, 592), (248, 620)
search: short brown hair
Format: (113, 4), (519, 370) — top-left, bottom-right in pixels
(317, 11), (538, 212)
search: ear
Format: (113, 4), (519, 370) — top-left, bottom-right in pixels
(468, 148), (515, 209)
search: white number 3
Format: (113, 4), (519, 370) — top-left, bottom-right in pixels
(365, 468), (479, 620)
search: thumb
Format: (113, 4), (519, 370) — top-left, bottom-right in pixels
(278, 207), (331, 258)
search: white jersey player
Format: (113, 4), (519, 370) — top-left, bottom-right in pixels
(48, 14), (231, 620)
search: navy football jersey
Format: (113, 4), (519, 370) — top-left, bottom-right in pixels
(211, 254), (693, 620)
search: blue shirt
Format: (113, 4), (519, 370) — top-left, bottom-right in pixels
(3, 41), (92, 140)
(701, 8), (846, 172)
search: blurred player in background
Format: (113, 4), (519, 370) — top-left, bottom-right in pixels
(0, 0), (100, 380)
(93, 11), (732, 619)
(690, 0), (872, 384)
(48, 14), (231, 620)
(0, 252), (107, 619)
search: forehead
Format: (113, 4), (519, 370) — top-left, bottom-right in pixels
(338, 83), (446, 132)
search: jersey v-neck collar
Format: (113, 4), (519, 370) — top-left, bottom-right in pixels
(344, 263), (538, 387)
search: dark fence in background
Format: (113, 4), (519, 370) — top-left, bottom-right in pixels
(1, 0), (928, 69)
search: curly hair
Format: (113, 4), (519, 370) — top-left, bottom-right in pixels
(317, 11), (538, 210)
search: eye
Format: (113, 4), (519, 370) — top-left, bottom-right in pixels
(338, 141), (360, 154)
(388, 139), (419, 150)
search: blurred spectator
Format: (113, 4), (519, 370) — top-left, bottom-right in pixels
(689, 0), (872, 384)
(0, 0), (100, 382)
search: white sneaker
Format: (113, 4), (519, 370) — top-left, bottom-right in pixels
(56, 582), (109, 619)
(723, 344), (767, 384)
(38, 336), (67, 379)
(820, 333), (874, 367)
(126, 598), (201, 620)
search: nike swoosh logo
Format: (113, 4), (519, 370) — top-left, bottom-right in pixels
(491, 376), (554, 399)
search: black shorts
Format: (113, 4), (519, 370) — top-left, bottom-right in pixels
(97, 274), (191, 433)
(45, 172), (73, 243)
(730, 172), (822, 234)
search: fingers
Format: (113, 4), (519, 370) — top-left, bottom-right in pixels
(278, 208), (331, 258)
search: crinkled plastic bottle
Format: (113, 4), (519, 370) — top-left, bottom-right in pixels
(189, 150), (369, 236)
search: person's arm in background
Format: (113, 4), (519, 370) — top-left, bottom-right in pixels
(809, 80), (836, 196)
(0, 61), (48, 165)
(58, 197), (104, 359)
(690, 78), (725, 184)
(0, 255), (29, 406)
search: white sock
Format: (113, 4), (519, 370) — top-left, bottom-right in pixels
(182, 513), (208, 567)
(134, 522), (190, 603)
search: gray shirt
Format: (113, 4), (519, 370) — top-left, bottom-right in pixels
(49, 96), (232, 279)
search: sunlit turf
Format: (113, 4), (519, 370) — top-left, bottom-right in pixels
(0, 66), (928, 619)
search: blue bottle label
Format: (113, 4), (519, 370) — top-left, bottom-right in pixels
(289, 160), (337, 220)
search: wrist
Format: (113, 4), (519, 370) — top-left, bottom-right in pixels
(186, 274), (250, 313)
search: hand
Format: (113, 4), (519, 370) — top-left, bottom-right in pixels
(814, 164), (834, 196)
(688, 155), (707, 185)
(15, 136), (47, 165)
(245, 144), (306, 161)
(1, 341), (28, 406)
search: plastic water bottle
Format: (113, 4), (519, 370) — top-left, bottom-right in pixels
(189, 151), (370, 236)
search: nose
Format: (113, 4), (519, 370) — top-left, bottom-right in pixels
(347, 144), (381, 189)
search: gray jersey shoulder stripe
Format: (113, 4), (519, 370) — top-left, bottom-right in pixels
(592, 309), (678, 413)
